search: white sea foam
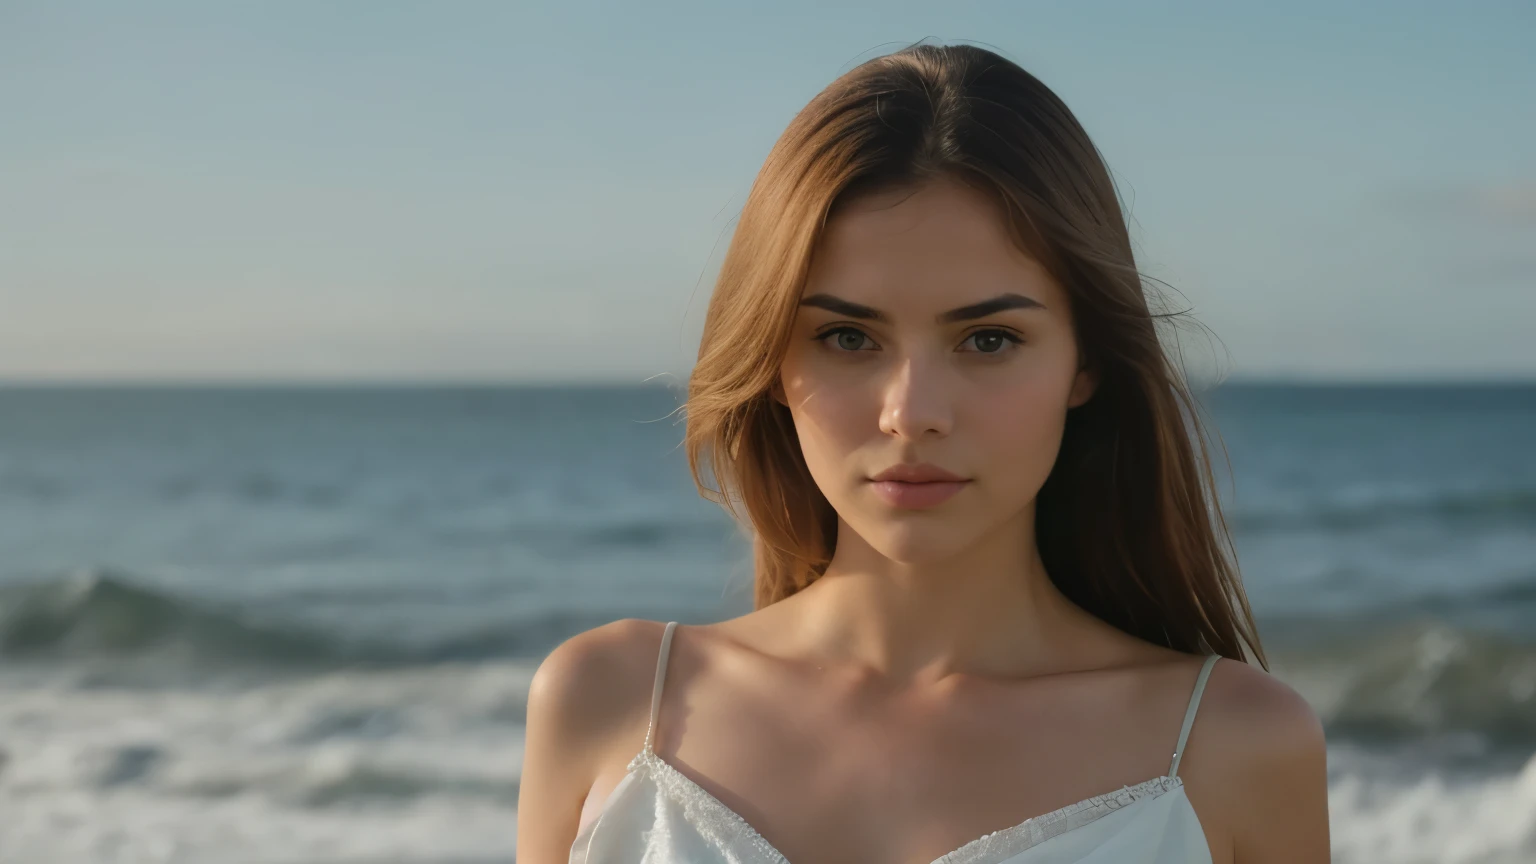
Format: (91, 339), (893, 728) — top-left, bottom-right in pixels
(1329, 748), (1536, 864)
(0, 663), (535, 863)
(1, 792), (520, 864)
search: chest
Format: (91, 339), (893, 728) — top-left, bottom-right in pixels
(646, 689), (1184, 864)
(589, 752), (1204, 864)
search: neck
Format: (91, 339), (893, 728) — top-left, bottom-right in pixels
(778, 509), (1097, 682)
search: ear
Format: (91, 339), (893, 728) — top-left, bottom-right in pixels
(1067, 365), (1098, 409)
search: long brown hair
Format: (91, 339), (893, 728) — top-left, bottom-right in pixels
(683, 42), (1265, 667)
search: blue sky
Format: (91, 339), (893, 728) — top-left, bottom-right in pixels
(2, 1), (1532, 383)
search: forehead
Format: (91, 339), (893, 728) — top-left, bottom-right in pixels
(805, 177), (1062, 310)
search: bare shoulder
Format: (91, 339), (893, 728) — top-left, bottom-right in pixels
(1183, 657), (1331, 863)
(516, 618), (669, 863)
(1197, 657), (1325, 759)
(526, 617), (670, 759)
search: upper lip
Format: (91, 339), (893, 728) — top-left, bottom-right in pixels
(869, 462), (968, 483)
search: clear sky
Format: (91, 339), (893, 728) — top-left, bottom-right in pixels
(2, 1), (1532, 383)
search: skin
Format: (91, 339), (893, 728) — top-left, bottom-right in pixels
(518, 176), (1330, 864)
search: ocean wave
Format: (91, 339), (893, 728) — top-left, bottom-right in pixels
(8, 571), (1536, 747)
(1230, 486), (1536, 533)
(166, 756), (523, 808)
(0, 569), (624, 670)
(1271, 619), (1536, 747)
(0, 569), (346, 665)
(1410, 580), (1536, 609)
(451, 514), (736, 551)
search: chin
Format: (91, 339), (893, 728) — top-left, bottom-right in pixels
(849, 515), (984, 565)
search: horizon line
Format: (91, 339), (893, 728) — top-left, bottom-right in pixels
(3, 374), (1535, 390)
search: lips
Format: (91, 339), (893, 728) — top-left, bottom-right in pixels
(869, 463), (967, 484)
(867, 462), (970, 509)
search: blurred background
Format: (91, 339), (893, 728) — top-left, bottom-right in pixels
(2, 2), (1533, 862)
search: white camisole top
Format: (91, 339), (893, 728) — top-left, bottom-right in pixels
(569, 621), (1219, 864)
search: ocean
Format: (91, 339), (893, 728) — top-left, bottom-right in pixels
(0, 383), (1532, 863)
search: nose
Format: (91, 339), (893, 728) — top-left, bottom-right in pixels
(878, 354), (953, 441)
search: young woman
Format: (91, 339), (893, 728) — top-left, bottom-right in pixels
(518, 42), (1329, 864)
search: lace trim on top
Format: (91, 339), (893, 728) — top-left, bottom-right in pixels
(630, 749), (789, 863)
(627, 748), (1182, 864)
(932, 775), (1183, 864)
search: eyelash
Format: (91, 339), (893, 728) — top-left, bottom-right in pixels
(813, 326), (1023, 354)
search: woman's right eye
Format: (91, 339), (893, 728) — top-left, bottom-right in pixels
(816, 327), (878, 352)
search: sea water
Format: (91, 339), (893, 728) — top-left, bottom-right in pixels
(1, 384), (1532, 863)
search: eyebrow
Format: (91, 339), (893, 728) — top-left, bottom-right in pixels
(798, 292), (1045, 323)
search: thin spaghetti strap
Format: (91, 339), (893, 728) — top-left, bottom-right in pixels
(642, 621), (679, 754)
(1168, 653), (1220, 780)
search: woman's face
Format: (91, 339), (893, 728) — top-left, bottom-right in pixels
(777, 176), (1095, 563)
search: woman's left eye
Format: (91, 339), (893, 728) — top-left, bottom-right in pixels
(959, 329), (1023, 354)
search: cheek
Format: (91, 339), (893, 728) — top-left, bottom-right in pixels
(780, 364), (875, 480)
(967, 368), (1073, 493)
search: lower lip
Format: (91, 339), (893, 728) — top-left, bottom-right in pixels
(869, 480), (970, 509)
